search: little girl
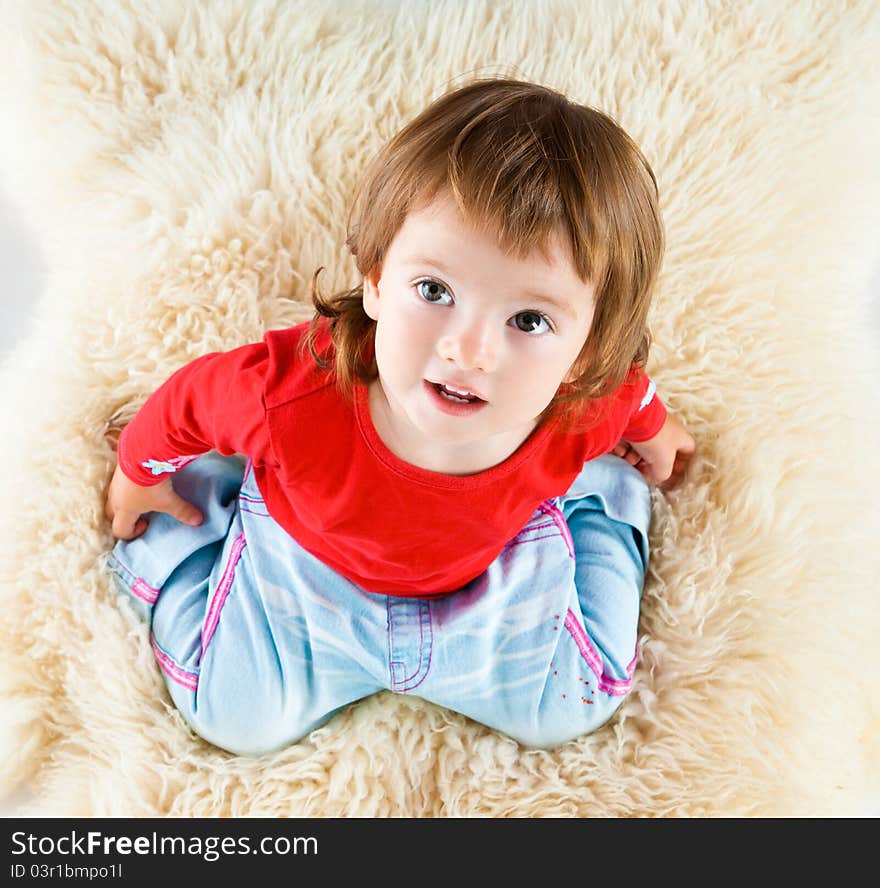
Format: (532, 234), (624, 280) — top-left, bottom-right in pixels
(104, 78), (695, 754)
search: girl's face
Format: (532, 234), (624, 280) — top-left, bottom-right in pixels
(362, 192), (595, 470)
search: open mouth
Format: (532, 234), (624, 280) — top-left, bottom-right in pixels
(423, 380), (488, 415)
(431, 382), (484, 404)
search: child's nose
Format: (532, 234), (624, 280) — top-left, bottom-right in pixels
(437, 321), (498, 374)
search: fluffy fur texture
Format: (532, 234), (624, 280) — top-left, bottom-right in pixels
(0, 0), (878, 816)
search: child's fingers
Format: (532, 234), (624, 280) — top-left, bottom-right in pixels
(112, 511), (147, 540)
(611, 442), (641, 466)
(161, 493), (204, 527)
(659, 451), (693, 491)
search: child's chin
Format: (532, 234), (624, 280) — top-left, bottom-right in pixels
(419, 413), (489, 442)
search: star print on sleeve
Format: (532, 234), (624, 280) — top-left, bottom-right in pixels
(140, 455), (201, 476)
(638, 378), (656, 412)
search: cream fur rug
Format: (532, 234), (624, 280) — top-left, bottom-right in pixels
(1, 0), (878, 817)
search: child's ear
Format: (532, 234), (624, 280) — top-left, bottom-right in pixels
(362, 267), (381, 321)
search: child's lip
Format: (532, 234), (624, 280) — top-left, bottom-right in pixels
(423, 380), (489, 416)
(426, 378), (488, 402)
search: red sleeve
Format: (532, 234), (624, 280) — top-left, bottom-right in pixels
(116, 340), (276, 486)
(621, 370), (668, 443)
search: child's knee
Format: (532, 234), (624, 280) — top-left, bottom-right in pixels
(515, 692), (626, 749)
(184, 689), (308, 757)
(183, 652), (319, 756)
(193, 718), (300, 757)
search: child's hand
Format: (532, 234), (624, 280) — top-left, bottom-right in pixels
(105, 463), (203, 540)
(610, 412), (696, 491)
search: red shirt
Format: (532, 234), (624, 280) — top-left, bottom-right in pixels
(118, 319), (667, 597)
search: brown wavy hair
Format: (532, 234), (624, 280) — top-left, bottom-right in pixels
(305, 77), (663, 431)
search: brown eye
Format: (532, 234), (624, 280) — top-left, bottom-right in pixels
(512, 311), (550, 334)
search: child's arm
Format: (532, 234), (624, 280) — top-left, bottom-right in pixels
(612, 412), (696, 490)
(105, 340), (274, 540)
(611, 371), (696, 490)
(115, 342), (272, 487)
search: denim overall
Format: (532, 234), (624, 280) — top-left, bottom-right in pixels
(105, 451), (650, 754)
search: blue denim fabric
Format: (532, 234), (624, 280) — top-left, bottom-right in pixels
(104, 451), (650, 754)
